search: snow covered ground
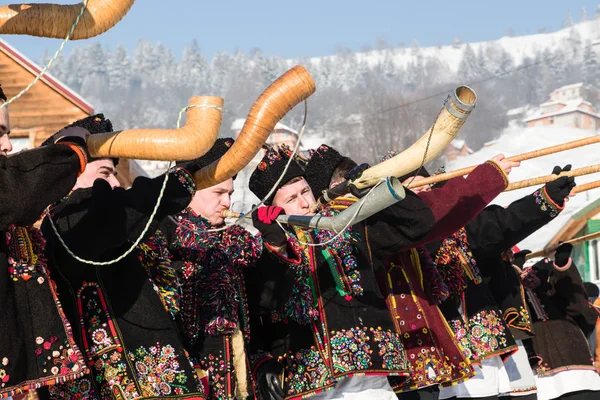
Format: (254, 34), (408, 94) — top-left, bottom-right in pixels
(447, 126), (600, 252)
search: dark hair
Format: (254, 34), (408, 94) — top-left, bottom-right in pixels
(0, 85), (6, 102)
(584, 282), (600, 298)
(330, 157), (358, 188)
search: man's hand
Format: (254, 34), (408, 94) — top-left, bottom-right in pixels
(491, 154), (520, 176)
(402, 175), (431, 194)
(252, 206), (287, 247)
(545, 165), (576, 206)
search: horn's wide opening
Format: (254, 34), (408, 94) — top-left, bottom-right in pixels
(454, 86), (477, 107)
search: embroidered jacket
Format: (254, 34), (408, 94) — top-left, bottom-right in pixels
(164, 209), (262, 400)
(41, 168), (205, 399)
(385, 160), (508, 391)
(521, 258), (598, 376)
(465, 187), (565, 340)
(0, 145), (89, 399)
(247, 191), (436, 399)
(427, 230), (518, 364)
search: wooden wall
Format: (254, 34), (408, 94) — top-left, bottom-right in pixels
(0, 48), (91, 142)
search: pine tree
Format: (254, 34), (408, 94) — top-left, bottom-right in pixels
(179, 40), (207, 90)
(564, 11), (574, 27)
(108, 44), (131, 89)
(458, 44), (481, 80)
(582, 41), (599, 86)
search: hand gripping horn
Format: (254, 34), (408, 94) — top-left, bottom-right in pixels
(86, 96), (223, 161)
(194, 65), (316, 189)
(0, 0), (135, 39)
(352, 86), (476, 190)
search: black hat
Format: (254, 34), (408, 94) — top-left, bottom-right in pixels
(177, 137), (235, 177)
(249, 145), (306, 204)
(42, 114), (118, 165)
(305, 144), (347, 196)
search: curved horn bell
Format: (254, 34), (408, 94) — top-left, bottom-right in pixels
(194, 65), (316, 189)
(0, 0), (135, 39)
(87, 96), (223, 161)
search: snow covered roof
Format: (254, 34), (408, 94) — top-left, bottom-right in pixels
(451, 139), (466, 148)
(447, 126), (600, 252)
(524, 99), (600, 122)
(554, 82), (584, 91)
(231, 118), (298, 135)
(506, 106), (529, 117)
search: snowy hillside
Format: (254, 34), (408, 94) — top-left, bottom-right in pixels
(447, 126), (600, 252)
(305, 18), (600, 76)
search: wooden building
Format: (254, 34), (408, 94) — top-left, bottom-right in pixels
(1, 38), (134, 187)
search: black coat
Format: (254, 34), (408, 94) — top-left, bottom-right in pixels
(41, 168), (205, 399)
(465, 188), (564, 340)
(247, 191), (436, 399)
(0, 145), (88, 398)
(525, 259), (598, 375)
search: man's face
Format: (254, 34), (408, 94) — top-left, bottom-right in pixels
(0, 102), (12, 156)
(188, 178), (234, 226)
(73, 159), (120, 191)
(272, 177), (316, 216)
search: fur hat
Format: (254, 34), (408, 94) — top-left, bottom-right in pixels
(42, 114), (118, 165)
(249, 146), (306, 204)
(304, 144), (347, 196)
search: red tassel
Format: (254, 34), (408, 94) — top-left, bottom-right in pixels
(344, 294), (353, 301)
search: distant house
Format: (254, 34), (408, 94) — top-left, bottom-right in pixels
(0, 38), (137, 187)
(524, 83), (600, 131)
(231, 118), (300, 151)
(444, 139), (473, 161)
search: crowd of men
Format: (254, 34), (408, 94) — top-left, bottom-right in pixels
(1, 84), (600, 400)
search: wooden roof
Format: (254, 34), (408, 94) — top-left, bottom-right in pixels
(0, 38), (94, 144)
(546, 197), (600, 248)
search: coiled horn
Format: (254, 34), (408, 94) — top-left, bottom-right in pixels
(0, 0), (135, 39)
(194, 65), (316, 189)
(87, 96), (223, 161)
(352, 86), (477, 189)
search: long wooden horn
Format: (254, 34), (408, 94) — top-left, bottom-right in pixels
(408, 135), (600, 189)
(194, 65), (316, 189)
(87, 96), (223, 160)
(351, 86), (476, 189)
(0, 0), (135, 39)
(526, 231), (600, 259)
(504, 164), (600, 192)
(573, 180), (600, 194)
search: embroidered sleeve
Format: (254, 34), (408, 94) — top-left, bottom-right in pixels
(224, 225), (263, 267)
(533, 187), (564, 218)
(169, 166), (196, 196)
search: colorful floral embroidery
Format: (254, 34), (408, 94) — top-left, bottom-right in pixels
(35, 336), (84, 377)
(504, 306), (532, 333)
(6, 226), (44, 282)
(171, 166), (197, 196)
(138, 230), (180, 317)
(0, 357), (9, 389)
(129, 344), (190, 396)
(449, 310), (514, 362)
(198, 351), (229, 400)
(48, 376), (97, 400)
(280, 347), (334, 397)
(371, 328), (409, 370)
(77, 282), (139, 399)
(433, 228), (482, 296)
(170, 209), (261, 342)
(329, 327), (372, 373)
(533, 188), (561, 218)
